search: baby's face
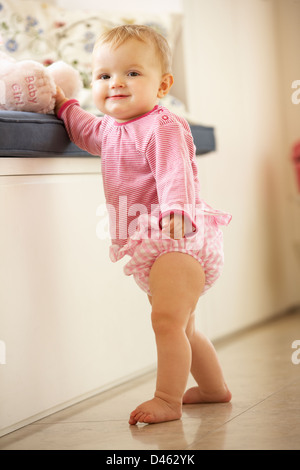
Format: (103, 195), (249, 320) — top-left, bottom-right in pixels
(92, 38), (172, 122)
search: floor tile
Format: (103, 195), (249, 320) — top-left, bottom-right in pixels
(190, 379), (300, 450)
(0, 310), (299, 450)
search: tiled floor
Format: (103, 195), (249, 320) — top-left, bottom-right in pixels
(1, 309), (300, 450)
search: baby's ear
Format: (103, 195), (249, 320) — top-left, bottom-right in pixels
(157, 74), (174, 98)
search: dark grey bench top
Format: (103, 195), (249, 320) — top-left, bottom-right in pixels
(0, 110), (215, 158)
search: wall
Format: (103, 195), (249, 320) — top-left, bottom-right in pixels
(55, 0), (182, 12)
(275, 0), (300, 272)
(183, 0), (300, 338)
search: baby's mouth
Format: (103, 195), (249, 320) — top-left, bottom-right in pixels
(107, 94), (130, 100)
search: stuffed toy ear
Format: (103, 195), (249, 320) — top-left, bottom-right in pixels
(47, 61), (83, 99)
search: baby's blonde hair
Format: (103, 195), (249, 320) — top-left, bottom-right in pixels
(93, 24), (172, 74)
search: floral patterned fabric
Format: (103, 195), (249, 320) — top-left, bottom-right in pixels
(0, 0), (187, 115)
(0, 0), (182, 88)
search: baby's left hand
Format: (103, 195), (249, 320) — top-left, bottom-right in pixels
(162, 213), (185, 239)
(54, 86), (69, 115)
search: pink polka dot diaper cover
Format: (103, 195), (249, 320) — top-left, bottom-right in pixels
(109, 205), (231, 296)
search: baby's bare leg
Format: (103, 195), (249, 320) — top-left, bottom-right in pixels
(183, 313), (232, 403)
(129, 252), (205, 425)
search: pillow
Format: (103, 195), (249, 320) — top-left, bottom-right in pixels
(0, 0), (182, 88)
(0, 0), (58, 63)
(0, 1), (187, 117)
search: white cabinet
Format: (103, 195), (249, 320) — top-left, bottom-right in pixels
(0, 158), (155, 436)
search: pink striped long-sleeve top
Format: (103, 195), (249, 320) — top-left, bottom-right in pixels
(58, 102), (203, 247)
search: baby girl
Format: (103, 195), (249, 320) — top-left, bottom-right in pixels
(55, 24), (232, 425)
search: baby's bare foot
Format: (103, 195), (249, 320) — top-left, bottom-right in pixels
(129, 396), (182, 425)
(182, 385), (232, 404)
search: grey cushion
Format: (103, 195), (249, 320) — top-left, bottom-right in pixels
(190, 124), (216, 155)
(0, 110), (215, 157)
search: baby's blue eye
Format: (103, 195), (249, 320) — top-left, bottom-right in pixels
(128, 71), (140, 77)
(100, 74), (110, 80)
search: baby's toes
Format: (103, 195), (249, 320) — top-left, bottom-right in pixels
(143, 413), (155, 424)
(129, 409), (143, 425)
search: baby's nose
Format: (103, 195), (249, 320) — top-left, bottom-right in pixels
(111, 75), (125, 88)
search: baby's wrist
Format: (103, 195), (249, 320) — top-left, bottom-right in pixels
(54, 98), (69, 115)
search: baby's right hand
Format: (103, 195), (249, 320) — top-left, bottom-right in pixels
(54, 86), (69, 115)
(162, 213), (185, 239)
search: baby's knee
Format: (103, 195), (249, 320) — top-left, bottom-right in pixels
(151, 308), (185, 335)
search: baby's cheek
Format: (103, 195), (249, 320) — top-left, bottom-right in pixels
(92, 86), (106, 112)
(92, 84), (101, 101)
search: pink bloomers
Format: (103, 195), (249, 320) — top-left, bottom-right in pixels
(109, 207), (231, 296)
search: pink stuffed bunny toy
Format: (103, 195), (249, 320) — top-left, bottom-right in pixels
(0, 51), (82, 114)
